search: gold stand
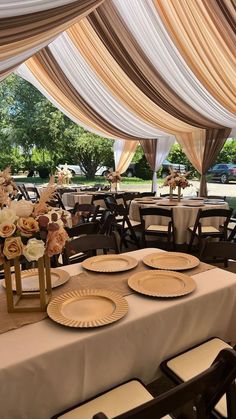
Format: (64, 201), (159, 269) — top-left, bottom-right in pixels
(3, 255), (52, 313)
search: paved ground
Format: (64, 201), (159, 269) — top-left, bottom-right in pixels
(123, 180), (236, 197)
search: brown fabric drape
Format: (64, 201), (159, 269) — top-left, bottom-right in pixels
(87, 2), (220, 129)
(0, 0), (104, 79)
(139, 139), (157, 171)
(199, 127), (232, 196)
(28, 47), (148, 142)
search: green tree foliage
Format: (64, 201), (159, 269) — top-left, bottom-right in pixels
(215, 139), (236, 164)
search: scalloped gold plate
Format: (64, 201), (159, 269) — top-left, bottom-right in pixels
(82, 254), (138, 273)
(47, 289), (128, 328)
(143, 252), (200, 271)
(128, 270), (196, 298)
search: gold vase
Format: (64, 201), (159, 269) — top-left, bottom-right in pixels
(169, 186), (173, 201)
(177, 185), (182, 202)
(3, 255), (52, 313)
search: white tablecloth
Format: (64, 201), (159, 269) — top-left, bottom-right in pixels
(129, 200), (229, 244)
(1, 248), (236, 419)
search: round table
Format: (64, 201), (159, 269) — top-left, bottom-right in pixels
(129, 198), (229, 244)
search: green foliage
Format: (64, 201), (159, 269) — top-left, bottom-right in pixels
(215, 139), (236, 164)
(134, 155), (153, 180)
(131, 145), (144, 163)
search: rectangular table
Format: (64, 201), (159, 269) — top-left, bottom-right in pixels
(1, 248), (236, 419)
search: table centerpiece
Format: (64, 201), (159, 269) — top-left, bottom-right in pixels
(106, 170), (122, 193)
(0, 173), (69, 312)
(162, 168), (191, 201)
(56, 163), (72, 186)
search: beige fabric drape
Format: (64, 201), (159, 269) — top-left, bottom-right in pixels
(0, 0), (104, 79)
(26, 48), (143, 141)
(177, 128), (231, 196)
(114, 140), (138, 174)
(67, 21), (205, 140)
(87, 2), (219, 129)
(155, 0), (236, 114)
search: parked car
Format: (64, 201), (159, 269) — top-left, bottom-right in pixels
(207, 163), (236, 184)
(124, 160), (186, 178)
(58, 164), (110, 177)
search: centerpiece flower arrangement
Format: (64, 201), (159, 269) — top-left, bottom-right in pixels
(56, 163), (72, 186)
(0, 171), (70, 312)
(106, 170), (122, 192)
(162, 168), (191, 201)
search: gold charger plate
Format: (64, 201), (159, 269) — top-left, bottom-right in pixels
(47, 289), (128, 328)
(128, 270), (196, 297)
(82, 254), (138, 273)
(143, 252), (200, 271)
(158, 201), (178, 206)
(1, 268), (70, 292)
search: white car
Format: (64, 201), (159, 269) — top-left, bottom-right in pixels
(58, 164), (110, 176)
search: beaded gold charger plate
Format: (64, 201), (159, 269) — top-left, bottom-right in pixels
(47, 289), (128, 328)
(128, 270), (196, 298)
(1, 268), (70, 292)
(82, 254), (138, 273)
(143, 252), (200, 271)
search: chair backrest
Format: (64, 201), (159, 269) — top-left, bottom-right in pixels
(160, 193), (179, 198)
(122, 193), (140, 210)
(93, 348), (236, 419)
(139, 206), (174, 222)
(140, 192), (156, 197)
(65, 221), (99, 238)
(100, 185), (110, 191)
(23, 185), (40, 201)
(47, 193), (66, 210)
(99, 210), (116, 235)
(63, 232), (120, 264)
(206, 195), (226, 201)
(200, 240), (236, 262)
(104, 195), (118, 211)
(72, 203), (100, 222)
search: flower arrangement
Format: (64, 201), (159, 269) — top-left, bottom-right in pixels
(162, 168), (191, 190)
(0, 176), (69, 265)
(56, 163), (72, 186)
(0, 167), (18, 208)
(106, 170), (122, 185)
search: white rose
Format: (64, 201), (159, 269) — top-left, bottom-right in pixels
(0, 208), (18, 224)
(0, 177), (5, 185)
(10, 200), (34, 218)
(23, 238), (45, 262)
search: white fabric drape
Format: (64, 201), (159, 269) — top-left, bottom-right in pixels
(114, 139), (138, 174)
(115, 0), (236, 129)
(152, 137), (175, 192)
(0, 1), (78, 17)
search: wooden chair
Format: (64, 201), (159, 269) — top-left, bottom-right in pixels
(121, 192), (140, 211)
(161, 338), (236, 419)
(71, 203), (100, 223)
(47, 192), (66, 210)
(160, 193), (181, 198)
(23, 185), (40, 202)
(52, 348), (236, 419)
(65, 221), (100, 238)
(139, 207), (176, 250)
(200, 239), (236, 267)
(62, 232), (120, 265)
(100, 185), (110, 191)
(99, 210), (116, 235)
(140, 192), (156, 197)
(188, 208), (233, 251)
(227, 215), (236, 242)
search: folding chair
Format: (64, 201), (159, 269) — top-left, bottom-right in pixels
(139, 207), (176, 250)
(52, 348), (236, 419)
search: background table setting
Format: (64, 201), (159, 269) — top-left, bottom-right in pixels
(1, 247), (236, 418)
(130, 197), (229, 244)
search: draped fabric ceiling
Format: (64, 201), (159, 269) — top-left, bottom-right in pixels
(1, 0), (236, 196)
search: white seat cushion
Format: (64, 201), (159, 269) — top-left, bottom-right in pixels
(124, 220), (141, 229)
(147, 225), (169, 232)
(167, 338), (232, 417)
(57, 380), (171, 418)
(228, 222), (236, 231)
(188, 226), (220, 234)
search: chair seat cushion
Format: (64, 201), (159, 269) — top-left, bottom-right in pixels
(56, 380), (171, 418)
(228, 222), (236, 231)
(166, 338), (232, 417)
(188, 226), (220, 234)
(147, 225), (169, 232)
(124, 220), (141, 229)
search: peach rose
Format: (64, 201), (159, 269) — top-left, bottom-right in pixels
(3, 237), (23, 260)
(17, 217), (39, 237)
(46, 227), (69, 257)
(0, 222), (16, 238)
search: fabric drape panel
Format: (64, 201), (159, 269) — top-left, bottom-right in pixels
(140, 137), (174, 192)
(177, 128), (231, 197)
(25, 47), (145, 141)
(200, 127), (232, 196)
(155, 0), (236, 113)
(0, 0), (104, 80)
(87, 1), (218, 129)
(115, 0), (236, 129)
(114, 140), (138, 174)
(67, 21), (204, 138)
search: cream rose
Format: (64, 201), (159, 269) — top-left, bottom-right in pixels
(10, 200), (34, 218)
(0, 208), (18, 224)
(3, 237), (23, 260)
(17, 217), (39, 237)
(0, 222), (16, 238)
(23, 239), (45, 262)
